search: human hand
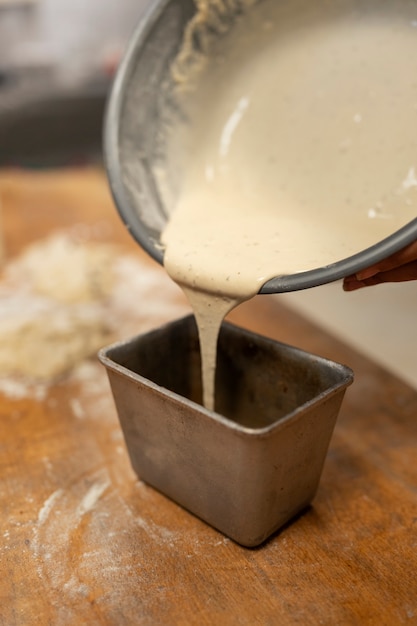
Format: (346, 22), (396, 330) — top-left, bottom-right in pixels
(343, 240), (417, 291)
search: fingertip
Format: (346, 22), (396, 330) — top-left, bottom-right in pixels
(343, 278), (364, 292)
(355, 268), (379, 281)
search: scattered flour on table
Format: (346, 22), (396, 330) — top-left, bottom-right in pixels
(0, 377), (47, 401)
(37, 489), (64, 527)
(77, 479), (111, 516)
(0, 230), (188, 398)
(69, 397), (85, 419)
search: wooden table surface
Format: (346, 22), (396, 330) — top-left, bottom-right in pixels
(0, 169), (416, 626)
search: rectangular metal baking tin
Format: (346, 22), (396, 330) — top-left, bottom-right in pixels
(99, 315), (353, 547)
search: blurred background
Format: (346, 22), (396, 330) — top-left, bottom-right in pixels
(0, 0), (148, 166)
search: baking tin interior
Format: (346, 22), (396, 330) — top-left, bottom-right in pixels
(102, 315), (353, 429)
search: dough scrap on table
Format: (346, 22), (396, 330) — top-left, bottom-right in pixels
(0, 231), (188, 383)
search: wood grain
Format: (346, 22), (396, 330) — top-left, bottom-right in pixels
(0, 169), (416, 626)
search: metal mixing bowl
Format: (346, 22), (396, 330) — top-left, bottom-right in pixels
(104, 0), (417, 293)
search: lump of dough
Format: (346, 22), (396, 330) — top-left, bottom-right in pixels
(6, 233), (116, 303)
(0, 294), (112, 380)
(0, 233), (116, 379)
(0, 231), (188, 382)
